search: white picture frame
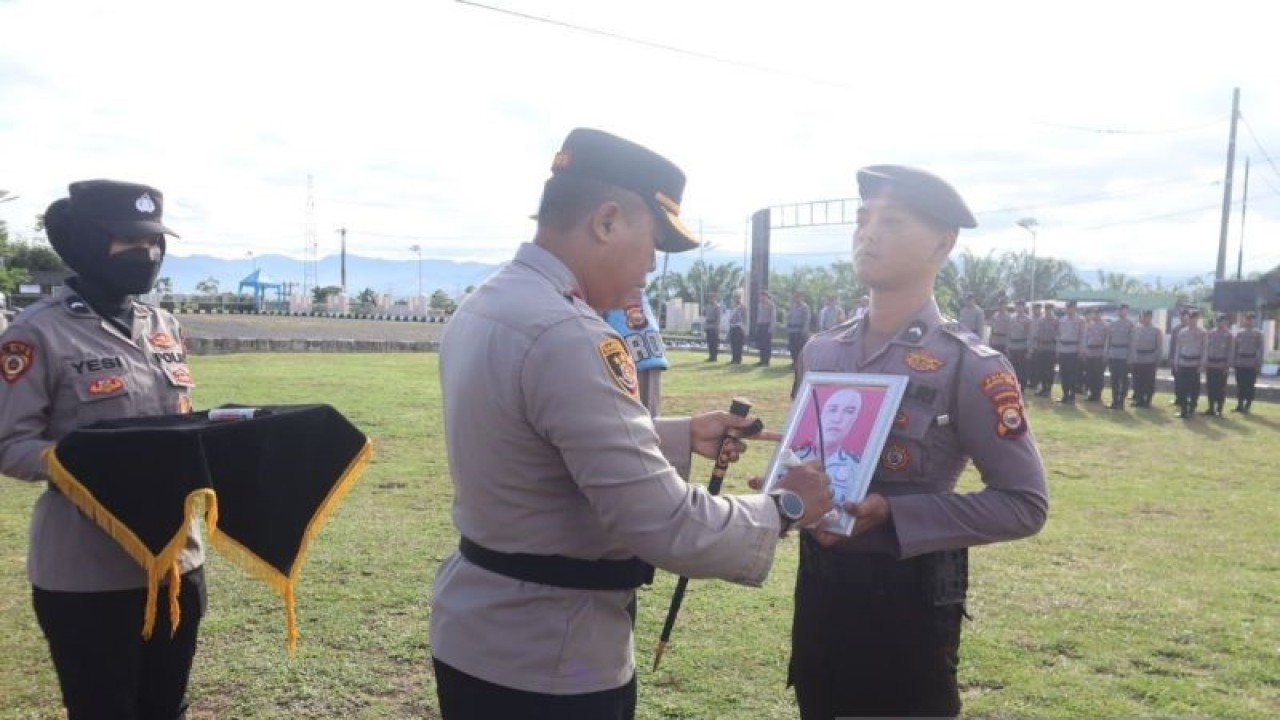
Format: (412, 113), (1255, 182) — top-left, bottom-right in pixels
(762, 371), (909, 535)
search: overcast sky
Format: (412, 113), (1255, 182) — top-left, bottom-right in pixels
(3, 0), (1279, 284)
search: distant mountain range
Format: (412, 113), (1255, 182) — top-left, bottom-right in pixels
(161, 248), (779, 297)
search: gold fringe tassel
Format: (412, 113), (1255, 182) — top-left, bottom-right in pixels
(43, 448), (215, 641)
(44, 437), (372, 653)
(207, 438), (373, 653)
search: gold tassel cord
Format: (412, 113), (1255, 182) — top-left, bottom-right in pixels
(42, 448), (214, 640)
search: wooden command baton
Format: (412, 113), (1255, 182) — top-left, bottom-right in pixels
(652, 397), (753, 671)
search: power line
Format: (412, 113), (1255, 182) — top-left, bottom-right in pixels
(453, 0), (846, 88)
(1237, 112), (1280, 195)
(1030, 116), (1229, 135)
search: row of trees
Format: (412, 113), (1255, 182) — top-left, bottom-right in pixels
(645, 248), (1218, 319)
(0, 220), (66, 294)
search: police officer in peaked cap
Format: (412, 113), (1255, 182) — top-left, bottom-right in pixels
(783, 165), (1048, 718)
(0, 180), (205, 718)
(430, 128), (834, 719)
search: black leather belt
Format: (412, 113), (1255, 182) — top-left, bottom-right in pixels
(1110, 344), (1128, 348)
(459, 537), (654, 591)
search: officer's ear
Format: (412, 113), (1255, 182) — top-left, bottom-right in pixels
(933, 229), (958, 261)
(590, 201), (624, 244)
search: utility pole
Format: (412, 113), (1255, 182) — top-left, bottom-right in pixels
(1215, 87), (1240, 281)
(1237, 157), (1249, 281)
(338, 227), (347, 294)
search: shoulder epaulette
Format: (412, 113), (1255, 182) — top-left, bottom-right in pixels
(939, 322), (1000, 358)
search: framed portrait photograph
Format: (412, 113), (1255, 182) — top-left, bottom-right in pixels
(762, 372), (909, 535)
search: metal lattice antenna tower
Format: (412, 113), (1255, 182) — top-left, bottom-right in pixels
(303, 174), (318, 298)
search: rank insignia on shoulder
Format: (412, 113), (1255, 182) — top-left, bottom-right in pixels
(1, 341), (35, 384)
(598, 337), (639, 398)
(904, 350), (945, 372)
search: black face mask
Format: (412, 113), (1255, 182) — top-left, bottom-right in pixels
(89, 246), (164, 297)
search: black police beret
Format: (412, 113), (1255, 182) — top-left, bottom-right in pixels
(551, 128), (699, 253)
(69, 179), (177, 239)
(856, 165), (977, 230)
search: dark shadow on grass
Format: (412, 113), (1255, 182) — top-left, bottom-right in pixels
(1240, 413), (1280, 431)
(1171, 416), (1229, 440)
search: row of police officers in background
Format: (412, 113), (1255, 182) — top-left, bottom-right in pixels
(965, 301), (1265, 417)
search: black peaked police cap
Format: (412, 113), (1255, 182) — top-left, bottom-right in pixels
(551, 128), (701, 253)
(69, 179), (179, 238)
(856, 165), (978, 230)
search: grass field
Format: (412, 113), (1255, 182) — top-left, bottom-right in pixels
(2, 351), (1277, 719)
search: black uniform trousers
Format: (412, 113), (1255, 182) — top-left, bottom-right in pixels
(728, 326), (745, 364)
(32, 567), (206, 720)
(1174, 366), (1201, 410)
(1107, 358), (1129, 405)
(789, 545), (963, 719)
(1033, 349), (1055, 393)
(1130, 362), (1157, 405)
(787, 330), (808, 364)
(756, 324), (773, 365)
(433, 657), (637, 720)
(1235, 366), (1258, 404)
(1057, 353), (1080, 399)
(704, 326), (720, 361)
(1083, 356), (1105, 399)
(1205, 368), (1228, 408)
(1008, 349), (1030, 388)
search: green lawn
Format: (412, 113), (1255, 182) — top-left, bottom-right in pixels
(1, 353), (1277, 719)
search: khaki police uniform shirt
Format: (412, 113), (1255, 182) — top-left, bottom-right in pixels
(729, 303), (746, 330)
(958, 305), (986, 339)
(1007, 313), (1031, 352)
(1175, 328), (1207, 369)
(0, 287), (202, 591)
(1231, 329), (1264, 370)
(1131, 325), (1163, 364)
(1035, 314), (1059, 352)
(1105, 317), (1134, 360)
(988, 310), (1011, 347)
(787, 302), (811, 333)
(797, 299), (1048, 559)
(1083, 321), (1108, 360)
(758, 298), (777, 329)
(1056, 315), (1085, 355)
(1204, 328), (1233, 371)
(431, 243), (782, 695)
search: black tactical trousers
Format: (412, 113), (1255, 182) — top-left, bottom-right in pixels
(728, 326), (745, 363)
(1130, 362), (1157, 404)
(787, 331), (808, 364)
(1235, 367), (1258, 404)
(1057, 353), (1080, 399)
(790, 545), (963, 719)
(1107, 358), (1129, 404)
(434, 657), (636, 720)
(33, 568), (206, 720)
(1008, 349), (1029, 387)
(1205, 368), (1228, 407)
(1033, 350), (1056, 393)
(1175, 366), (1201, 410)
(756, 324), (773, 365)
(704, 327), (719, 360)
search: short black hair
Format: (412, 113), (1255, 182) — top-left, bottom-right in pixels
(537, 175), (647, 232)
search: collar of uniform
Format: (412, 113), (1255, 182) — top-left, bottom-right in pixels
(55, 286), (96, 318)
(887, 297), (944, 347)
(512, 242), (583, 302)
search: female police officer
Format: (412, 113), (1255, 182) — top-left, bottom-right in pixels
(0, 180), (203, 720)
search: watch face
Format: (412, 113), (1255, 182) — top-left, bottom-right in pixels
(780, 491), (805, 521)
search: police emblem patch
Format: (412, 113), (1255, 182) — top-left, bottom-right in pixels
(170, 366), (195, 387)
(997, 403), (1027, 438)
(980, 371), (1027, 439)
(1, 341), (35, 384)
(87, 376), (126, 396)
(136, 193), (157, 213)
(625, 304), (647, 330)
(598, 337), (639, 398)
(904, 350), (945, 372)
(150, 332), (176, 349)
(881, 442), (910, 471)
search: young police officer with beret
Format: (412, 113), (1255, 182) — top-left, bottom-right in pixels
(787, 166), (1049, 718)
(0, 181), (203, 719)
(429, 128), (834, 719)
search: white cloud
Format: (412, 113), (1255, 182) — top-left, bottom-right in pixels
(2, 0), (1279, 284)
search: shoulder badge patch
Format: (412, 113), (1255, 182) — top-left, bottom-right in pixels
(598, 337), (639, 398)
(87, 376), (126, 396)
(1, 341), (35, 384)
(881, 441), (910, 471)
(981, 371), (1027, 439)
(904, 350), (945, 373)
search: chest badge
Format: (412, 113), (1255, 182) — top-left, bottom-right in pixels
(87, 376), (126, 396)
(1, 341), (35, 384)
(598, 337), (639, 398)
(150, 332), (176, 349)
(904, 350), (945, 373)
(881, 442), (910, 471)
(170, 366), (195, 386)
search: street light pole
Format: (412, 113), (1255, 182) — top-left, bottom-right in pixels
(409, 244), (423, 298)
(1017, 217), (1038, 302)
